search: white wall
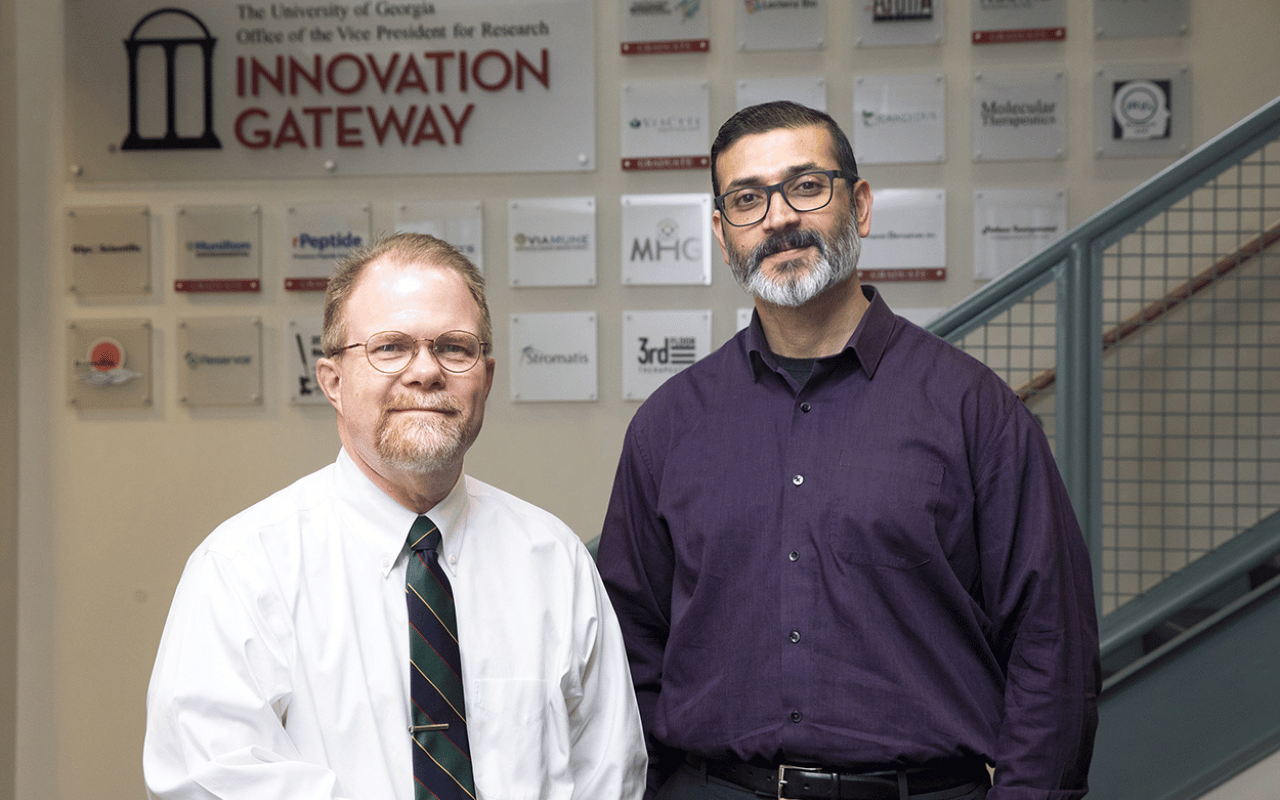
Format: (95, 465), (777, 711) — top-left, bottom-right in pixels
(15, 2), (1280, 798)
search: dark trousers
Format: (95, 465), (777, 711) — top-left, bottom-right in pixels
(654, 758), (991, 800)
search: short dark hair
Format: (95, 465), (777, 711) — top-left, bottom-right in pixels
(322, 232), (492, 358)
(710, 101), (859, 196)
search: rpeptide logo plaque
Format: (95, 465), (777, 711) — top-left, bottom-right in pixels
(285, 203), (371, 291)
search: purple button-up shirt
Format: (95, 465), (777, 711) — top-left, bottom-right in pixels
(597, 288), (1099, 800)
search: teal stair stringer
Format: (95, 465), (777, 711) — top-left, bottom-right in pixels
(1088, 569), (1280, 799)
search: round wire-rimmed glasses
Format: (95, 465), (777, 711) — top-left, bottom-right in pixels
(330, 330), (487, 374)
(714, 169), (854, 227)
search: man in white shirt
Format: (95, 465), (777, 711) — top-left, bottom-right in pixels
(144, 233), (646, 800)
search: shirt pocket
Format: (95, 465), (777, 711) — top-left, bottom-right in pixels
(468, 678), (552, 800)
(828, 458), (945, 570)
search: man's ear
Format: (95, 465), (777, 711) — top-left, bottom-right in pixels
(316, 357), (343, 414)
(711, 209), (730, 265)
(853, 179), (873, 239)
(482, 356), (496, 402)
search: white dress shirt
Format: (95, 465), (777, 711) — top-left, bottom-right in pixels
(144, 449), (646, 800)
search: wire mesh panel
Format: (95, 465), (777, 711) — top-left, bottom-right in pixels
(952, 278), (1061, 449)
(946, 140), (1280, 617)
(1098, 143), (1280, 613)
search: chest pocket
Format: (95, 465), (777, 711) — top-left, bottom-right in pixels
(469, 678), (552, 800)
(829, 456), (945, 570)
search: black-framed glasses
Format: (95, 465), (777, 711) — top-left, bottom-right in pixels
(330, 330), (487, 375)
(714, 169), (854, 227)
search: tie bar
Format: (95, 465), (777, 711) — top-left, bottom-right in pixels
(411, 723), (450, 732)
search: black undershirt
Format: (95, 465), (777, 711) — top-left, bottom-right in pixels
(771, 352), (816, 386)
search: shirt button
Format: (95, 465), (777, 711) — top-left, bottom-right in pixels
(381, 558), (390, 569)
(791, 710), (803, 723)
(789, 551), (799, 562)
(789, 630), (801, 643)
(792, 475), (804, 486)
(448, 555), (458, 565)
(800, 402), (812, 413)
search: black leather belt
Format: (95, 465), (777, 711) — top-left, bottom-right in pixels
(686, 754), (989, 800)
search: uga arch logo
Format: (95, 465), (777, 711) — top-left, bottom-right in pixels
(121, 8), (222, 151)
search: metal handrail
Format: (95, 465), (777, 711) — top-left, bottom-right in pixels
(925, 93), (1280, 616)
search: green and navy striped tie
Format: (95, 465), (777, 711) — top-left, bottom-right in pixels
(407, 515), (475, 800)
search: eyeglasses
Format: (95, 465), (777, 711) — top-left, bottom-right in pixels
(330, 330), (487, 375)
(714, 169), (853, 227)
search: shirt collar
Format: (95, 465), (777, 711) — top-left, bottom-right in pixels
(745, 285), (895, 381)
(334, 448), (470, 577)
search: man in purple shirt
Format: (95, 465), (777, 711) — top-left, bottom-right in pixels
(596, 101), (1100, 800)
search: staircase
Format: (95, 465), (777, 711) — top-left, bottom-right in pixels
(929, 94), (1280, 799)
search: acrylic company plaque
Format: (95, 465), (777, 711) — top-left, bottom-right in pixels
(507, 196), (597, 287)
(971, 0), (1065, 44)
(395, 201), (485, 273)
(622, 309), (712, 401)
(855, 0), (944, 48)
(621, 0), (710, 55)
(66, 318), (153, 409)
(1094, 64), (1190, 159)
(175, 204), (262, 292)
(972, 69), (1065, 161)
(857, 188), (946, 282)
(287, 318), (328, 405)
(178, 316), (263, 406)
(853, 73), (946, 165)
(1095, 0), (1188, 39)
(509, 312), (599, 402)
(973, 189), (1066, 281)
(621, 194), (712, 286)
(736, 76), (827, 112)
(285, 203), (371, 291)
(66, 206), (152, 297)
(620, 79), (710, 171)
(737, 0), (824, 51)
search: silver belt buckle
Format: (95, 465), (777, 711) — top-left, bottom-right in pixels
(777, 764), (799, 800)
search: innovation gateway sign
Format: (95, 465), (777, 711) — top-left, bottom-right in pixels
(65, 0), (595, 181)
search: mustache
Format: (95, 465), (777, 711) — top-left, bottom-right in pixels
(753, 228), (826, 261)
(382, 393), (462, 414)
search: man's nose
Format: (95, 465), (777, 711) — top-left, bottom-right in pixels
(761, 187), (802, 231)
(400, 341), (447, 385)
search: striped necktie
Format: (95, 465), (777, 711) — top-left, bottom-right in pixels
(407, 515), (475, 800)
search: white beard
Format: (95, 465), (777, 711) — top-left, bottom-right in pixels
(728, 213), (861, 307)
